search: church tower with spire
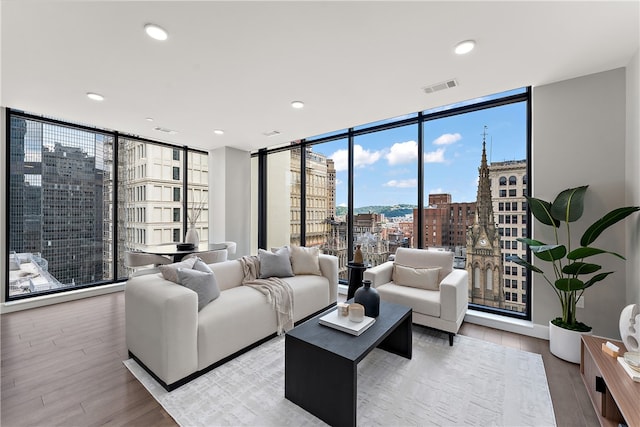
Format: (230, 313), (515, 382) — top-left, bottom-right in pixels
(466, 126), (503, 308)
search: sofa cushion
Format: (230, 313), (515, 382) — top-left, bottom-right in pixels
(192, 257), (213, 273)
(176, 268), (220, 311)
(394, 248), (453, 284)
(393, 264), (441, 290)
(281, 274), (330, 322)
(289, 245), (321, 276)
(159, 257), (197, 283)
(197, 286), (279, 369)
(258, 247), (294, 278)
(377, 282), (441, 318)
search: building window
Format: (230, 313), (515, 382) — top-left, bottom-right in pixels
(172, 167), (180, 180)
(509, 189), (516, 197)
(254, 87), (530, 320)
(173, 187), (181, 202)
(173, 208), (180, 222)
(509, 176), (517, 185)
(173, 149), (180, 161)
(173, 228), (181, 242)
(7, 110), (209, 301)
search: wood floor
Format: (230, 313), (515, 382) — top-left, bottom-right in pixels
(1, 292), (599, 427)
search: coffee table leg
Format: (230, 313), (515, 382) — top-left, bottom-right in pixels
(378, 312), (412, 359)
(285, 335), (357, 427)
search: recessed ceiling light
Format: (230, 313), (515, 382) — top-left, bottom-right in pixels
(145, 117), (154, 122)
(454, 40), (476, 55)
(291, 101), (305, 109)
(213, 129), (225, 135)
(144, 24), (168, 41)
(86, 92), (104, 101)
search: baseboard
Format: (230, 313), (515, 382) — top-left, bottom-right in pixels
(464, 309), (549, 340)
(1, 283), (125, 314)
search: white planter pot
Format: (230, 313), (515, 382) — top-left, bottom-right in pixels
(549, 321), (592, 364)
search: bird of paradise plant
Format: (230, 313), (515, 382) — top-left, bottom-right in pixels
(507, 186), (639, 332)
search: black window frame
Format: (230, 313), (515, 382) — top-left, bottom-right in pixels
(252, 87), (532, 321)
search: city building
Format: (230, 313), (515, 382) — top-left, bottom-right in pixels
(466, 130), (504, 309)
(489, 159), (528, 312)
(415, 194), (476, 250)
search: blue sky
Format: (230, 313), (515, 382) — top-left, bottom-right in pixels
(312, 98), (527, 208)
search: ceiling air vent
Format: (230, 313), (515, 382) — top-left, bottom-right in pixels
(262, 130), (282, 137)
(423, 79), (458, 94)
(153, 126), (178, 135)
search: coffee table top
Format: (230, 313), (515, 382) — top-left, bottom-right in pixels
(286, 300), (411, 364)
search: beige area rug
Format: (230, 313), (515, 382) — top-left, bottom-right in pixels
(124, 328), (556, 426)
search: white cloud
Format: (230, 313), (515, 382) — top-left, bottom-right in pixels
(338, 203), (347, 207)
(330, 144), (382, 171)
(433, 133), (462, 145)
(384, 178), (417, 188)
(385, 140), (417, 165)
(335, 178), (343, 186)
(423, 147), (446, 163)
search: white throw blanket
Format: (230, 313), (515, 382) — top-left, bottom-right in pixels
(239, 256), (294, 335)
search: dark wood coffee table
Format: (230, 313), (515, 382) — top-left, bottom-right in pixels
(284, 300), (412, 427)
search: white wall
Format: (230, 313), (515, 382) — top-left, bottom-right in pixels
(626, 49), (640, 308)
(532, 68), (634, 339)
(209, 146), (252, 259)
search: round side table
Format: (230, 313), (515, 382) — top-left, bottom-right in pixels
(346, 262), (371, 300)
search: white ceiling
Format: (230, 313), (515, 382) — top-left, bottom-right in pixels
(2, 1), (639, 153)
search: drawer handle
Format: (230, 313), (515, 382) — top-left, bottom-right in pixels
(595, 375), (606, 393)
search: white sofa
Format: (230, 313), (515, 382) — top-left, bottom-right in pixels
(364, 248), (468, 345)
(125, 254), (338, 390)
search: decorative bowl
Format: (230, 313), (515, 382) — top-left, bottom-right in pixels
(623, 351), (640, 372)
(177, 243), (195, 251)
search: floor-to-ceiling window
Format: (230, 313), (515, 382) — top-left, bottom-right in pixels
(6, 110), (208, 300)
(254, 88), (530, 319)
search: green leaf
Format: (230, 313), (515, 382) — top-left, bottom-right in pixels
(531, 244), (566, 262)
(582, 272), (614, 289)
(550, 186), (588, 223)
(555, 278), (585, 291)
(580, 206), (640, 246)
(517, 237), (546, 247)
(567, 246), (626, 261)
(527, 196), (560, 227)
(505, 256), (544, 273)
(561, 262), (601, 275)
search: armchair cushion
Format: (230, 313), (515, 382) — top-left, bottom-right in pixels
(393, 264), (441, 290)
(394, 248), (453, 284)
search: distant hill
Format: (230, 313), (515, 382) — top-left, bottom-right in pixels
(335, 204), (417, 218)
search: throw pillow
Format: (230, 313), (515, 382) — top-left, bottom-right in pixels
(192, 257), (213, 273)
(258, 247), (294, 278)
(289, 245), (322, 276)
(393, 264), (441, 291)
(176, 268), (220, 311)
(158, 257), (197, 283)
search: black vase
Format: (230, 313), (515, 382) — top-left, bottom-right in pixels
(354, 280), (380, 317)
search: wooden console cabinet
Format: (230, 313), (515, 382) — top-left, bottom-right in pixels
(580, 335), (640, 427)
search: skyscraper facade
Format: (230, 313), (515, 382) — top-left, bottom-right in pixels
(488, 160), (528, 312)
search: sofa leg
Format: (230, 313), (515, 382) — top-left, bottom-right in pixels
(448, 332), (454, 346)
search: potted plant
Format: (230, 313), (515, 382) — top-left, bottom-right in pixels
(507, 186), (639, 363)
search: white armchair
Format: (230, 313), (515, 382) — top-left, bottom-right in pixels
(364, 247), (468, 345)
